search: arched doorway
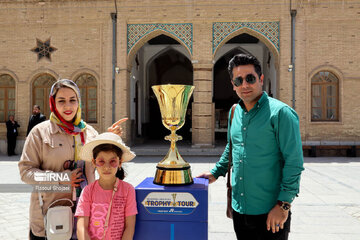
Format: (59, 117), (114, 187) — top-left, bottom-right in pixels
(74, 73), (98, 123)
(32, 74), (57, 118)
(213, 33), (278, 141)
(0, 74), (16, 122)
(129, 34), (193, 143)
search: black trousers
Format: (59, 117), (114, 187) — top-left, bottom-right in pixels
(7, 136), (16, 156)
(233, 209), (291, 240)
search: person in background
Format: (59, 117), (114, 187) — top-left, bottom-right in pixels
(26, 105), (46, 136)
(197, 53), (304, 240)
(6, 114), (20, 156)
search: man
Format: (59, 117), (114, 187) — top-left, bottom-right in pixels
(6, 115), (20, 156)
(198, 54), (304, 240)
(26, 105), (46, 136)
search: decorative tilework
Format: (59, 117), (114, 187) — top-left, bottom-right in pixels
(212, 22), (280, 54)
(127, 23), (193, 54)
(31, 38), (57, 61)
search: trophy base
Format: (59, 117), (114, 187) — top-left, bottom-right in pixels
(153, 166), (193, 185)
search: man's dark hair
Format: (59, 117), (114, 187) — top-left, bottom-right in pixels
(228, 53), (262, 80)
(33, 105), (40, 110)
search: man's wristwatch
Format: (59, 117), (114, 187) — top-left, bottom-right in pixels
(277, 200), (291, 211)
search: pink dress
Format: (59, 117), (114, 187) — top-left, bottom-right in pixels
(75, 180), (138, 240)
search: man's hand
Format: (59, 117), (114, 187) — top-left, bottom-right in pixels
(196, 172), (217, 184)
(108, 118), (128, 136)
(266, 204), (289, 233)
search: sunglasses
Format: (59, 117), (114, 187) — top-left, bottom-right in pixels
(232, 74), (257, 87)
(95, 158), (119, 168)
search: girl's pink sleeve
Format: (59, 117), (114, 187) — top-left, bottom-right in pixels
(125, 185), (138, 217)
(75, 184), (92, 217)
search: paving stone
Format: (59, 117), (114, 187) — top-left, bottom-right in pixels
(1, 155), (360, 239)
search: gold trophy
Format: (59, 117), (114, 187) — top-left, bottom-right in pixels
(151, 84), (195, 185)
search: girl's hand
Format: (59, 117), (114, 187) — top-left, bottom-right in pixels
(107, 118), (128, 136)
(77, 216), (91, 240)
(121, 215), (136, 240)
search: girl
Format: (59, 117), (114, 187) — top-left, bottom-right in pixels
(76, 132), (137, 240)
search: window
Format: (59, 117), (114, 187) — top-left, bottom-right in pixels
(33, 74), (57, 118)
(0, 74), (15, 122)
(75, 74), (97, 123)
(311, 71), (339, 121)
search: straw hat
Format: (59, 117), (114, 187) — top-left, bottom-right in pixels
(80, 132), (136, 162)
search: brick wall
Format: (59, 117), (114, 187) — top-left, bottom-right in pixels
(0, 0), (359, 153)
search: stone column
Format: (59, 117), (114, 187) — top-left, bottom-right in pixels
(192, 63), (215, 147)
(116, 65), (131, 143)
(117, 19), (131, 144)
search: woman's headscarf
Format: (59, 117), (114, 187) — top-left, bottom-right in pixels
(49, 79), (87, 159)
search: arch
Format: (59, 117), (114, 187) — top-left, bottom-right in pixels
(31, 73), (57, 118)
(146, 47), (193, 86)
(73, 72), (98, 123)
(0, 73), (16, 122)
(32, 73), (57, 87)
(213, 30), (280, 99)
(308, 64), (344, 80)
(212, 32), (279, 140)
(213, 25), (280, 69)
(212, 47), (254, 136)
(145, 46), (193, 140)
(70, 68), (100, 82)
(128, 27), (192, 67)
(309, 67), (342, 122)
(0, 74), (15, 86)
(0, 69), (20, 83)
(129, 38), (194, 142)
(147, 45), (192, 66)
(28, 68), (59, 85)
(214, 46), (253, 64)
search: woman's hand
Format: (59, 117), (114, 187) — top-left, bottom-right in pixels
(70, 168), (84, 188)
(107, 118), (128, 136)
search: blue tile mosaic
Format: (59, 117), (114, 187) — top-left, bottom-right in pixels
(212, 21), (280, 54)
(127, 23), (193, 54)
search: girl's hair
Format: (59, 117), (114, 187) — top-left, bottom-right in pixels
(92, 143), (125, 180)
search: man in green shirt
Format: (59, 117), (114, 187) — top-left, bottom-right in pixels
(198, 54), (304, 240)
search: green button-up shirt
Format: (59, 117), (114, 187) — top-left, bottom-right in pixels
(211, 92), (304, 215)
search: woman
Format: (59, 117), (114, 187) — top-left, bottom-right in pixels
(6, 114), (20, 156)
(18, 79), (126, 240)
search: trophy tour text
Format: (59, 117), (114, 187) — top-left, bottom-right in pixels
(144, 200), (196, 207)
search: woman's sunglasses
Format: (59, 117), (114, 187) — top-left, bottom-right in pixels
(232, 74), (257, 87)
